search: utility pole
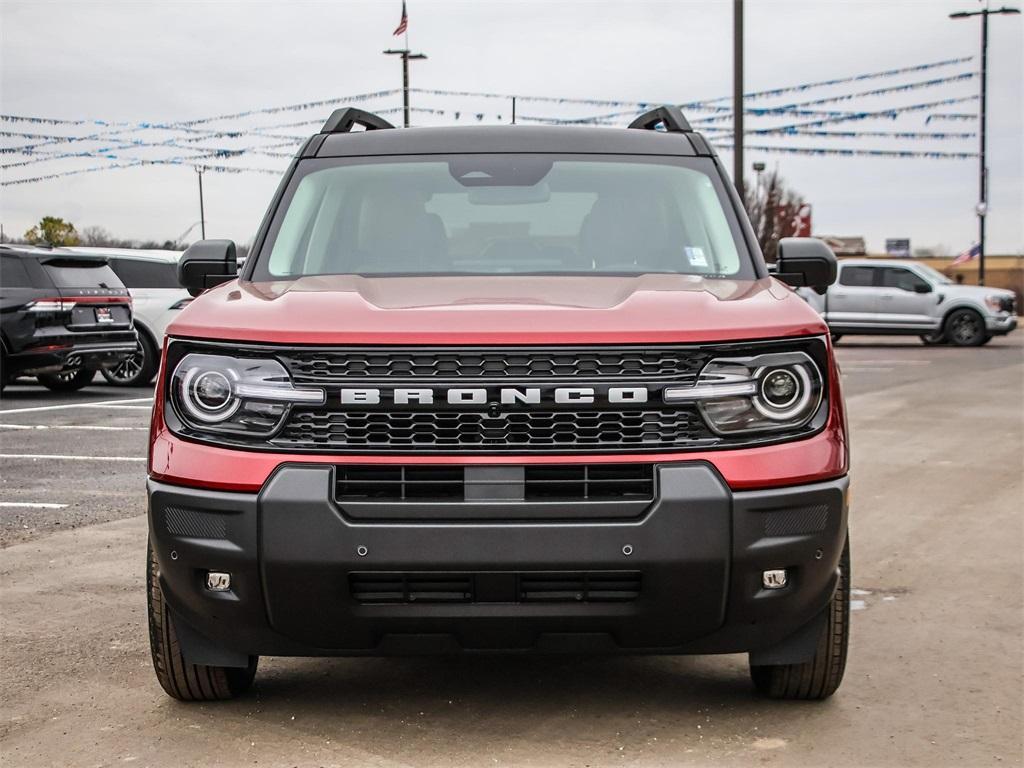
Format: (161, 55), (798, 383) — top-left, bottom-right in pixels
(383, 48), (427, 127)
(950, 3), (1020, 285)
(733, 0), (744, 199)
(195, 166), (206, 239)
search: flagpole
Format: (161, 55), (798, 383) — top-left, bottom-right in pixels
(384, 2), (426, 128)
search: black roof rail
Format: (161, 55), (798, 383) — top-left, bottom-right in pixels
(628, 105), (693, 133)
(320, 107), (395, 134)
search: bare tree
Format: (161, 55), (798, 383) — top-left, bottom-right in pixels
(743, 170), (807, 263)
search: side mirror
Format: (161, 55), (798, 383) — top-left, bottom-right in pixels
(775, 238), (838, 295)
(178, 240), (238, 297)
(913, 282), (932, 294)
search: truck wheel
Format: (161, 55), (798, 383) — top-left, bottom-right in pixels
(749, 538), (850, 700)
(102, 333), (158, 387)
(919, 332), (947, 345)
(147, 542), (257, 701)
(38, 368), (95, 392)
(945, 309), (987, 347)
(830, 334), (842, 344)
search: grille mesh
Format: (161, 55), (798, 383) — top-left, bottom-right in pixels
(281, 347), (709, 382)
(273, 408), (715, 452)
(348, 571), (642, 604)
(334, 464), (655, 502)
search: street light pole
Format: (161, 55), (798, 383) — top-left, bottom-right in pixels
(950, 4), (1020, 285)
(383, 48), (427, 127)
(733, 0), (744, 200)
(195, 166), (206, 240)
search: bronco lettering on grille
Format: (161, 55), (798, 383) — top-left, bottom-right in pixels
(339, 386), (651, 408)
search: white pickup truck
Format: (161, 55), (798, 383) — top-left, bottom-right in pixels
(798, 259), (1017, 346)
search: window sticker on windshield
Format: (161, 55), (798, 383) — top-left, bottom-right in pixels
(684, 246), (708, 267)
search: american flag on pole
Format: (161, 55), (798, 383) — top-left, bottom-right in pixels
(951, 242), (981, 266)
(393, 1), (408, 35)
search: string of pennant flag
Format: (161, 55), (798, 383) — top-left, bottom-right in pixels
(1, 56), (984, 186)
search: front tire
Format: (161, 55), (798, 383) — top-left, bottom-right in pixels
(38, 368), (95, 392)
(147, 542), (257, 701)
(102, 333), (158, 387)
(750, 538), (850, 700)
(945, 309), (987, 347)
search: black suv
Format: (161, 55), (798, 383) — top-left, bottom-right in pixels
(1, 246), (138, 392)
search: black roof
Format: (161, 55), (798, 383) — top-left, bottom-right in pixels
(315, 125), (706, 158)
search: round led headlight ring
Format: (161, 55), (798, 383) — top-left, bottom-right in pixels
(179, 366), (240, 423)
(752, 364), (814, 421)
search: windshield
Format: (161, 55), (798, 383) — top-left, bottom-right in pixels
(913, 263), (953, 285)
(252, 155), (753, 280)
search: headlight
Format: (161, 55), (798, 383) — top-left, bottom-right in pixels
(170, 353), (324, 437)
(984, 295), (1006, 312)
(664, 351), (824, 435)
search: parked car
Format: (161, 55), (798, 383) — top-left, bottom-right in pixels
(147, 106), (850, 703)
(798, 259), (1017, 346)
(0, 245), (138, 392)
(62, 248), (189, 386)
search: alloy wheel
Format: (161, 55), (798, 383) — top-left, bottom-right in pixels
(950, 312), (983, 345)
(107, 351), (145, 384)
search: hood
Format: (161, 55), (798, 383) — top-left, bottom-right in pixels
(168, 273), (828, 345)
(941, 284), (1015, 300)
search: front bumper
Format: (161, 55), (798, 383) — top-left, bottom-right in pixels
(985, 314), (1018, 336)
(148, 463), (848, 659)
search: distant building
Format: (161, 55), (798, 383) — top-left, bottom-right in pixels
(817, 236), (866, 256)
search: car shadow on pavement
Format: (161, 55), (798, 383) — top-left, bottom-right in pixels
(210, 653), (791, 719)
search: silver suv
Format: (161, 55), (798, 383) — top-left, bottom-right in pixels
(799, 259), (1017, 346)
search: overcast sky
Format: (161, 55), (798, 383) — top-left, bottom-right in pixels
(1, 0), (1021, 254)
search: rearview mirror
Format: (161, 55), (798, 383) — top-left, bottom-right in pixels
(775, 238), (837, 295)
(913, 282), (932, 294)
(178, 240), (238, 297)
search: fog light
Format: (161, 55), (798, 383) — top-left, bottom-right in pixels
(762, 569), (788, 590)
(205, 571), (231, 592)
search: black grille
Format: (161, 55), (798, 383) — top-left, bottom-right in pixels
(275, 408), (714, 452)
(349, 571), (641, 604)
(997, 296), (1016, 314)
(349, 573), (474, 603)
(524, 464), (654, 501)
(337, 465), (464, 501)
(335, 464), (655, 502)
(281, 346), (708, 382)
(518, 572), (642, 603)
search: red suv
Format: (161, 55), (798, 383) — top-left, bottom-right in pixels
(146, 106), (848, 702)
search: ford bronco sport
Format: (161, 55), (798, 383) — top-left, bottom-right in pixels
(147, 106), (849, 702)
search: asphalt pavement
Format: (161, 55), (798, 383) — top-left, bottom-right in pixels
(0, 335), (1021, 767)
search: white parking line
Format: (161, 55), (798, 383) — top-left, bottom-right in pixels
(838, 359), (932, 366)
(0, 454), (145, 462)
(0, 501), (69, 509)
(0, 397), (152, 415)
(78, 405), (152, 410)
(0, 424), (148, 431)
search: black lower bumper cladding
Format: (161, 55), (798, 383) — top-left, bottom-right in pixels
(148, 463), (848, 664)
